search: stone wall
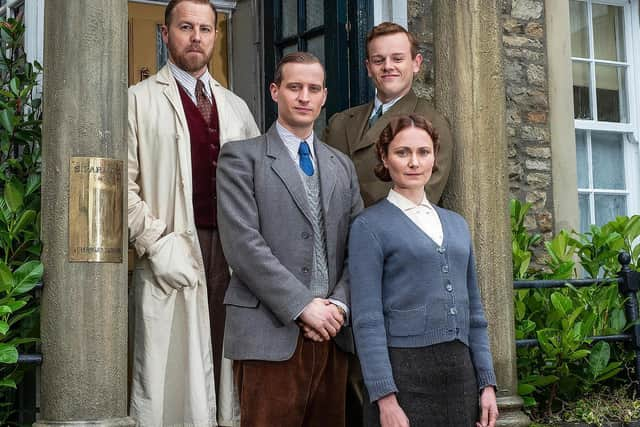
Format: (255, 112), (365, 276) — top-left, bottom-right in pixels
(409, 0), (554, 238)
(502, 0), (553, 238)
(408, 0), (434, 102)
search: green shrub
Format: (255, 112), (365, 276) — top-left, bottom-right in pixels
(511, 200), (640, 419)
(0, 17), (42, 424)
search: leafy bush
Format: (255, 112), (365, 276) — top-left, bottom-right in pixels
(511, 200), (640, 420)
(0, 17), (42, 423)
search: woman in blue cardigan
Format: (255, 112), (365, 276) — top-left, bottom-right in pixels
(349, 114), (498, 427)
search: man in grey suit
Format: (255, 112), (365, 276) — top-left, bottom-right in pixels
(217, 52), (363, 427)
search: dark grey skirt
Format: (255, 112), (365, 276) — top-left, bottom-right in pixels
(363, 340), (479, 427)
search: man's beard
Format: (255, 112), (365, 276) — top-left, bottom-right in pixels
(169, 44), (213, 73)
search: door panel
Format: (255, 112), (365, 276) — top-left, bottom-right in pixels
(263, 0), (372, 129)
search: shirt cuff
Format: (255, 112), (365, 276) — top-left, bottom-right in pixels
(328, 299), (349, 317)
(294, 299), (350, 321)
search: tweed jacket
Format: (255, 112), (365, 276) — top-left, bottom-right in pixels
(349, 200), (497, 402)
(217, 124), (364, 361)
(324, 90), (453, 207)
(128, 64), (260, 427)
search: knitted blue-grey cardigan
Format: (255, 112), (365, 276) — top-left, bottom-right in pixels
(349, 199), (497, 402)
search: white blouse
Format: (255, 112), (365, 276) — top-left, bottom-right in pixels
(387, 189), (444, 246)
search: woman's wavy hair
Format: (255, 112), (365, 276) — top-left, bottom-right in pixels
(374, 114), (440, 182)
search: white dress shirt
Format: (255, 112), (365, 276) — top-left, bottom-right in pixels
(275, 121), (316, 168)
(168, 61), (213, 105)
(369, 93), (404, 121)
(387, 189), (444, 247)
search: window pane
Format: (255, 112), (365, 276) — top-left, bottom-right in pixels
(570, 0), (589, 58)
(591, 132), (625, 190)
(573, 61), (591, 119)
(594, 194), (626, 225)
(592, 4), (625, 62)
(307, 36), (325, 65)
(595, 64), (628, 122)
(579, 193), (591, 232)
(306, 0), (324, 29)
(575, 130), (589, 188)
(282, 0), (298, 38)
(282, 43), (298, 57)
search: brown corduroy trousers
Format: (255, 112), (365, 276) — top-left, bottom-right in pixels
(234, 334), (349, 427)
(197, 228), (230, 394)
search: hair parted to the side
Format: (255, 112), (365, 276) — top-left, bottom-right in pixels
(165, 0), (218, 26)
(273, 52), (326, 87)
(374, 114), (440, 182)
(366, 22), (419, 59)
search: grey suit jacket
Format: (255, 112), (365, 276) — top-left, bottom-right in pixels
(324, 90), (453, 207)
(217, 124), (364, 361)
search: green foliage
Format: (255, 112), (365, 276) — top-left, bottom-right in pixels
(0, 17), (42, 424)
(511, 200), (640, 420)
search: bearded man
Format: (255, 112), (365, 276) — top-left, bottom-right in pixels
(127, 1), (260, 425)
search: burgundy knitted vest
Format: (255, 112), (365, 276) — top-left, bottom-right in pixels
(177, 82), (221, 228)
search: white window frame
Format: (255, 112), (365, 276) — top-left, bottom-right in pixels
(0, 0), (44, 94)
(373, 0), (407, 29)
(572, 0), (640, 226)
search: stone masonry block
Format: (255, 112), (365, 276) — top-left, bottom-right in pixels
(512, 0), (543, 20)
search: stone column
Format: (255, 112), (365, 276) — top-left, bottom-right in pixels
(37, 1), (134, 426)
(433, 1), (530, 426)
(545, 0), (580, 232)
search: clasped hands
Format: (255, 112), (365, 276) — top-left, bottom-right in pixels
(297, 298), (346, 342)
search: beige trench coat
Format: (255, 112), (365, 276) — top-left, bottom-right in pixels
(128, 65), (260, 427)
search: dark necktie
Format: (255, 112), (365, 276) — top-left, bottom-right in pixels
(195, 79), (212, 126)
(368, 105), (384, 128)
(298, 141), (314, 176)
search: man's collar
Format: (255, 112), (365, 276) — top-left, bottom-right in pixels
(168, 61), (212, 97)
(275, 120), (315, 157)
(373, 92), (405, 116)
(275, 120), (313, 142)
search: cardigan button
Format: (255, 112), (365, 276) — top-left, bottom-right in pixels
(437, 247), (445, 253)
(449, 307), (457, 315)
(302, 267), (310, 274)
(301, 232), (310, 239)
(442, 265), (449, 273)
(446, 284), (453, 292)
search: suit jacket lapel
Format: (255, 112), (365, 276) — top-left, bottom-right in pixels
(348, 102), (374, 153)
(351, 90), (420, 153)
(314, 138), (337, 218)
(266, 125), (313, 224)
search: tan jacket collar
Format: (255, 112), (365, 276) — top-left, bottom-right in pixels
(349, 89), (419, 154)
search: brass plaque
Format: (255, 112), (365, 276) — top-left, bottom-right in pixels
(69, 157), (124, 263)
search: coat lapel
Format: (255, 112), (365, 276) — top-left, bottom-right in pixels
(346, 102), (374, 154)
(314, 138), (337, 218)
(157, 65), (188, 134)
(266, 126), (313, 224)
(210, 79), (229, 143)
(351, 90), (420, 153)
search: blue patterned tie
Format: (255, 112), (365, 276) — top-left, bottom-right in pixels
(298, 141), (314, 176)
